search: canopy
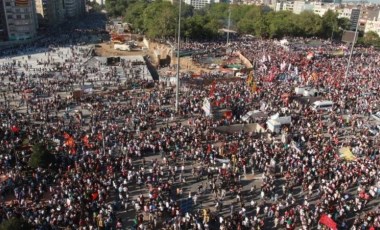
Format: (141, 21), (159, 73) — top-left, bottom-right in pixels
(339, 147), (356, 161)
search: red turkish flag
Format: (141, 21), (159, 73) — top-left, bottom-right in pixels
(10, 125), (20, 133)
(97, 133), (103, 141)
(209, 80), (216, 98)
(92, 192), (99, 201)
(207, 144), (211, 154)
(319, 214), (337, 230)
(63, 132), (71, 140)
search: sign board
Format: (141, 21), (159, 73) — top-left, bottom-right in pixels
(341, 30), (358, 44)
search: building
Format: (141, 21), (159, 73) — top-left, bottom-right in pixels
(322, 0), (341, 4)
(0, 0), (8, 41)
(63, 0), (86, 18)
(35, 0), (65, 27)
(1, 0), (38, 41)
(361, 6), (380, 30)
(337, 7), (353, 19)
(364, 8), (380, 36)
(292, 1), (313, 14)
(184, 0), (220, 9)
(365, 19), (380, 36)
(312, 2), (337, 16)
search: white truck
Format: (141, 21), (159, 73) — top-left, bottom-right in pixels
(266, 113), (291, 134)
(295, 87), (319, 97)
(114, 44), (130, 51)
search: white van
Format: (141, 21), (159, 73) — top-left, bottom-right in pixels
(311, 100), (334, 112)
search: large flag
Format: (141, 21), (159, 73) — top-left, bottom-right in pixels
(63, 132), (71, 140)
(65, 138), (75, 148)
(209, 80), (216, 98)
(251, 82), (257, 93)
(246, 71), (254, 87)
(15, 0), (29, 7)
(319, 214), (337, 230)
(10, 125), (20, 133)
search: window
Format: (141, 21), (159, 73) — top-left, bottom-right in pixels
(5, 2), (11, 6)
(16, 15), (22, 19)
(7, 15), (13, 19)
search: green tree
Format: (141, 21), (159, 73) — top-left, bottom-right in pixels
(265, 11), (296, 38)
(29, 143), (54, 169)
(105, 0), (129, 17)
(124, 0), (148, 33)
(183, 15), (218, 40)
(359, 31), (380, 47)
(143, 0), (177, 38)
(235, 6), (265, 35)
(0, 217), (32, 230)
(296, 11), (322, 37)
(321, 10), (339, 39)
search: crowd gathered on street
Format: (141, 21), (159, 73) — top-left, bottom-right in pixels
(0, 16), (380, 230)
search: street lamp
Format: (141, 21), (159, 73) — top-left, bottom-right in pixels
(175, 0), (182, 113)
(227, 7), (231, 46)
(102, 122), (106, 155)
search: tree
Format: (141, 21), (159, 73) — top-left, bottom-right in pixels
(28, 143), (54, 169)
(120, 2), (348, 40)
(358, 31), (380, 47)
(183, 15), (218, 40)
(265, 11), (296, 38)
(124, 0), (148, 33)
(296, 11), (322, 37)
(142, 0), (177, 38)
(105, 0), (129, 17)
(321, 10), (339, 39)
(0, 217), (32, 230)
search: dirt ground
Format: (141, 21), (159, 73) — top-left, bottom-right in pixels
(94, 40), (211, 74)
(94, 42), (148, 57)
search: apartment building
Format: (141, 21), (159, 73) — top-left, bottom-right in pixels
(35, 0), (65, 27)
(63, 0), (86, 18)
(0, 0), (7, 41)
(364, 8), (380, 36)
(184, 0), (221, 9)
(1, 0), (38, 41)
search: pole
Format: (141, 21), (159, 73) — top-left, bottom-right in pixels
(102, 129), (105, 155)
(345, 5), (361, 81)
(175, 0), (182, 113)
(227, 8), (231, 46)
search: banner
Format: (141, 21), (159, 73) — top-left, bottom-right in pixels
(202, 98), (212, 116)
(15, 0), (29, 7)
(339, 147), (356, 161)
(215, 158), (230, 164)
(319, 214), (337, 230)
(209, 81), (216, 98)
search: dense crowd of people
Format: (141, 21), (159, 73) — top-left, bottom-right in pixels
(0, 18), (380, 230)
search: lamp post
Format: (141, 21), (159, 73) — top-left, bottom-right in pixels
(102, 122), (106, 155)
(227, 8), (231, 46)
(175, 0), (182, 113)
